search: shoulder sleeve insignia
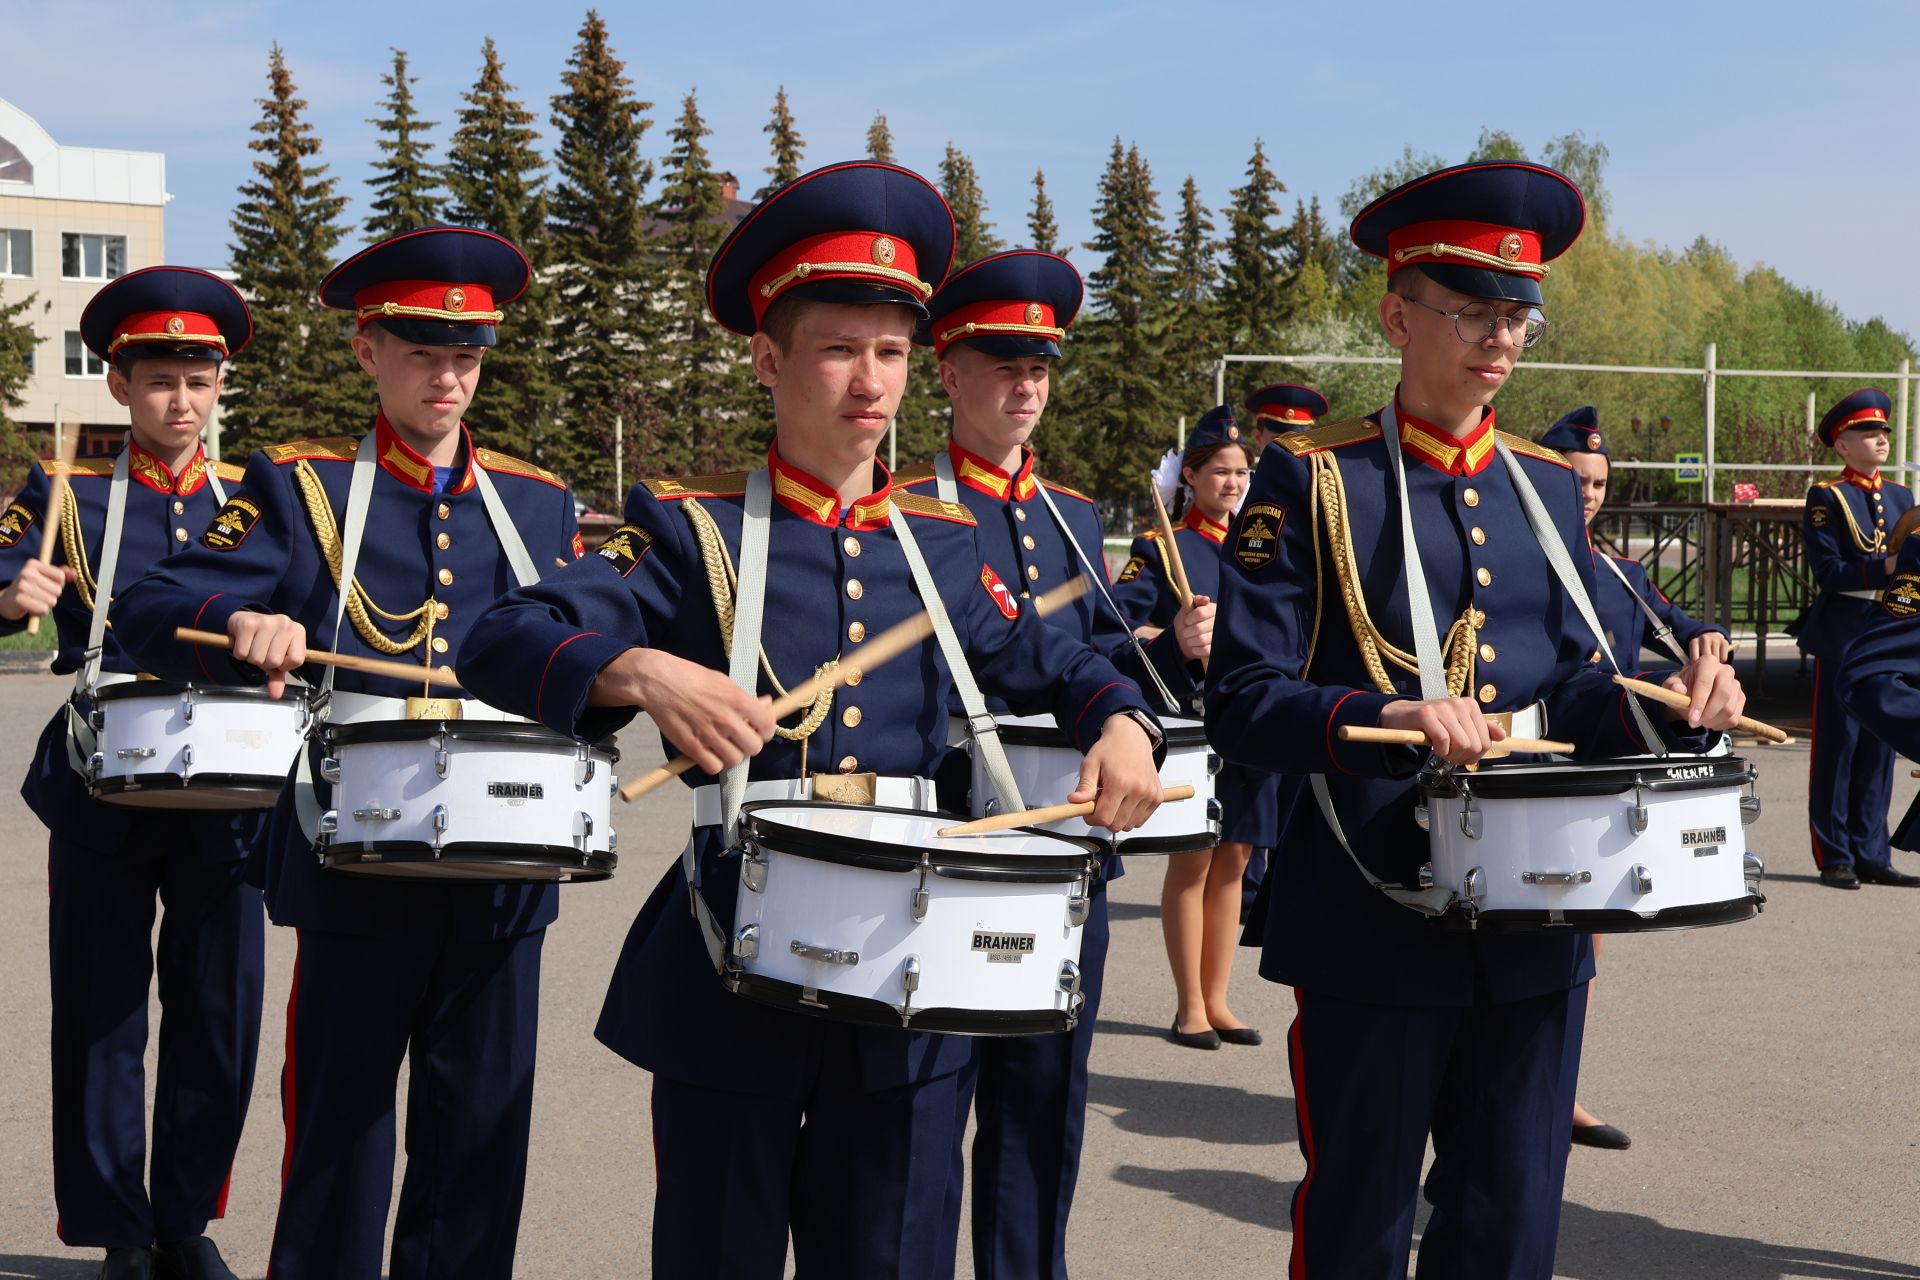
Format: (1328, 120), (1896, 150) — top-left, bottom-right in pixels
(596, 525), (654, 577)
(1233, 501), (1287, 573)
(474, 447), (566, 490)
(1116, 554), (1145, 585)
(212, 460), (248, 483)
(1883, 571), (1920, 620)
(571, 530), (586, 560)
(894, 492), (976, 525)
(1497, 431), (1571, 469)
(201, 494), (263, 551)
(980, 563), (1019, 619)
(1810, 500), (1830, 528)
(0, 500), (36, 549)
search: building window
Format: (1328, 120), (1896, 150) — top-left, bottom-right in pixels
(0, 228), (27, 277)
(61, 232), (126, 281)
(64, 331), (104, 378)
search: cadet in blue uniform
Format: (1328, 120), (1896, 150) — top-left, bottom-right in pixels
(1113, 407), (1274, 1050)
(895, 249), (1202, 1279)
(1205, 162), (1747, 1278)
(453, 162), (1166, 1280)
(0, 269), (260, 1280)
(1245, 382), (1329, 453)
(1796, 388), (1918, 889)
(112, 228), (582, 1279)
(1836, 526), (1920, 857)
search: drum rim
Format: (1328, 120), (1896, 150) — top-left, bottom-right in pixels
(1418, 755), (1752, 800)
(322, 839), (617, 866)
(324, 719), (620, 761)
(90, 771), (288, 802)
(1432, 891), (1762, 934)
(729, 972), (1075, 1037)
(986, 715), (1210, 749)
(738, 799), (1105, 877)
(92, 680), (306, 706)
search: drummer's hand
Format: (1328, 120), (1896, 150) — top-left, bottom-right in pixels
(596, 648), (774, 776)
(1172, 595), (1214, 663)
(1071, 714), (1161, 834)
(1687, 631), (1733, 663)
(0, 560), (72, 620)
(1378, 697), (1506, 766)
(227, 611), (307, 698)
(1665, 654), (1746, 731)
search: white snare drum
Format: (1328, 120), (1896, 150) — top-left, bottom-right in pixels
(316, 720), (618, 882)
(725, 802), (1103, 1035)
(88, 681), (308, 810)
(971, 714), (1220, 854)
(1417, 755), (1764, 932)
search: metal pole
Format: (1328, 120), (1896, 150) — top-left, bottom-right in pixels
(614, 415), (623, 499)
(1804, 391), (1816, 441)
(1702, 342), (1717, 502)
(1897, 357), (1912, 476)
(52, 402), (61, 459)
(1214, 359), (1226, 408)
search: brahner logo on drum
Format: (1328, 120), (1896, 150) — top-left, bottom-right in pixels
(972, 931), (1037, 963)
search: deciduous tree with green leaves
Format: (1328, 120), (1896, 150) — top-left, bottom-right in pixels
(757, 87), (805, 199)
(364, 48), (445, 240)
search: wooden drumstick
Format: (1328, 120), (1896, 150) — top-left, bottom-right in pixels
(1889, 507), (1920, 556)
(25, 430), (81, 637)
(1337, 725), (1574, 757)
(618, 576), (1094, 804)
(937, 784), (1197, 837)
(1149, 483), (1195, 610)
(1610, 673), (1789, 744)
(173, 627), (465, 689)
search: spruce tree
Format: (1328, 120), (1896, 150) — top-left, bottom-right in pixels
(0, 283), (38, 474)
(865, 112), (894, 163)
(939, 144), (1001, 265)
(757, 86), (806, 199)
(445, 36), (557, 462)
(364, 48), (445, 239)
(652, 89), (755, 474)
(547, 9), (653, 504)
(1162, 175), (1221, 416)
(1027, 169), (1061, 256)
(1286, 195), (1341, 325)
(225, 44), (364, 455)
(1218, 139), (1292, 356)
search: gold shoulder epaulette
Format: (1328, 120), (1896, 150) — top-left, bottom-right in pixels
(1138, 526), (1164, 541)
(893, 491), (975, 525)
(211, 460), (247, 483)
(1811, 477), (1843, 490)
(1277, 418), (1381, 456)
(1039, 478), (1093, 503)
(265, 435), (359, 465)
(473, 447), (565, 491)
(54, 456), (117, 478)
(1497, 430), (1570, 469)
(892, 461), (936, 486)
(645, 472), (749, 500)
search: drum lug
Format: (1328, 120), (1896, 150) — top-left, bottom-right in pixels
(1630, 784), (1650, 835)
(1629, 865), (1654, 896)
(1460, 866), (1486, 928)
(1205, 797), (1223, 836)
(983, 796), (1002, 818)
(89, 706), (104, 732)
(573, 811), (593, 851)
(910, 852), (931, 920)
(1743, 852), (1765, 894)
(320, 755), (341, 784)
(182, 691), (195, 726)
(87, 752), (103, 782)
(901, 954), (921, 997)
(180, 743), (193, 783)
(434, 732), (450, 778)
(741, 851), (767, 893)
(1739, 782), (1762, 826)
(575, 743), (596, 787)
(1207, 751), (1223, 778)
(1058, 959), (1082, 996)
(430, 804), (448, 853)
(315, 810), (338, 853)
(731, 923), (759, 960)
(1457, 794), (1481, 840)
(1417, 862), (1435, 889)
(790, 939), (860, 966)
(1067, 879), (1090, 928)
(1413, 803), (1430, 832)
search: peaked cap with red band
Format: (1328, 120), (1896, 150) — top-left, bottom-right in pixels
(1351, 161), (1585, 306)
(1818, 387), (1893, 447)
(706, 161), (955, 337)
(1244, 383), (1329, 431)
(918, 249), (1083, 359)
(80, 266), (251, 364)
(320, 225), (531, 348)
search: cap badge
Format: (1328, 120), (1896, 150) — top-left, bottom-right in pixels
(1024, 302), (1044, 326)
(444, 287), (467, 313)
(1285, 408), (1303, 421)
(1228, 425), (1241, 441)
(164, 315), (185, 335)
(1587, 431), (1603, 451)
(1498, 233), (1524, 263)
(871, 237), (897, 267)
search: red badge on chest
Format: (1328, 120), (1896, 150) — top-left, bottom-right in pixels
(981, 563), (1019, 619)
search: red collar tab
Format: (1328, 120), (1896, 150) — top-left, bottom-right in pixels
(746, 230), (932, 329)
(1184, 507), (1228, 543)
(1252, 406), (1315, 428)
(949, 441), (1037, 501)
(109, 310), (227, 357)
(1386, 219), (1546, 281)
(374, 414), (475, 494)
(932, 298), (1064, 358)
(125, 440), (209, 494)
(767, 444), (894, 530)
(1843, 467), (1883, 491)
(1395, 399), (1497, 477)
(353, 280), (502, 329)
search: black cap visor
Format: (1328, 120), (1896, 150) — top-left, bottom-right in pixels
(955, 334), (1061, 360)
(1416, 263), (1543, 308)
(783, 278), (929, 320)
(370, 317), (498, 348)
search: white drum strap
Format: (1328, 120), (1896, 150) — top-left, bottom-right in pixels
(932, 449), (960, 504)
(64, 445), (132, 773)
(889, 498), (1025, 815)
(1596, 549), (1688, 664)
(468, 460), (542, 589)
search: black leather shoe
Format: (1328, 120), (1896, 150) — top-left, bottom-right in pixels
(100, 1248), (153, 1280)
(1213, 1025), (1264, 1047)
(1571, 1121), (1632, 1150)
(1856, 863), (1920, 887)
(153, 1237), (237, 1280)
(1169, 1020), (1221, 1050)
(1820, 864), (1862, 890)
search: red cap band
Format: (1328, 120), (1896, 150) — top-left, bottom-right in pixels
(1386, 219), (1545, 277)
(747, 230), (930, 328)
(109, 310), (227, 355)
(352, 279), (501, 327)
(932, 298), (1063, 356)
(1836, 408), (1889, 431)
(1252, 407), (1315, 426)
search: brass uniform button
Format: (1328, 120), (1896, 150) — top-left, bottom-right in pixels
(845, 668), (863, 686)
(841, 706), (862, 728)
(1470, 527), (1486, 545)
(436, 532), (451, 550)
(434, 602), (450, 621)
(1478, 683), (1497, 704)
(837, 756), (859, 774)
(1014, 508), (1028, 522)
(1463, 488), (1480, 508)
(174, 528), (188, 542)
(436, 502), (451, 520)
(431, 636), (449, 654)
(846, 579), (864, 601)
(1475, 567), (1491, 587)
(438, 568), (454, 586)
(172, 500), (185, 515)
(1590, 648), (1602, 663)
(1026, 564), (1040, 581)
(1479, 643), (1496, 662)
(843, 536), (861, 557)
(848, 621), (866, 643)
(1022, 535), (1037, 550)
(1472, 609), (1488, 627)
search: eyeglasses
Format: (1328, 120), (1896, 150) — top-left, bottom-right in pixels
(1398, 294), (1548, 349)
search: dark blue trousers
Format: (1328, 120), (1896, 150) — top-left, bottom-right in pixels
(650, 1035), (964, 1279)
(1243, 847), (1269, 916)
(1809, 657), (1895, 871)
(1285, 984), (1587, 1280)
(947, 878), (1110, 1279)
(267, 925), (544, 1280)
(48, 827), (264, 1249)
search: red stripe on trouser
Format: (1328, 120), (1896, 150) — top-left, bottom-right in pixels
(1809, 659), (1827, 868)
(1288, 989), (1317, 1279)
(213, 1168), (232, 1220)
(280, 935), (302, 1189)
(650, 1078), (660, 1185)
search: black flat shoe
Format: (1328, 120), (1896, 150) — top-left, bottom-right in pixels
(1213, 1025), (1264, 1047)
(1571, 1121), (1632, 1150)
(1856, 863), (1920, 887)
(1169, 1020), (1221, 1050)
(1820, 865), (1862, 890)
(100, 1248), (153, 1280)
(153, 1237), (237, 1280)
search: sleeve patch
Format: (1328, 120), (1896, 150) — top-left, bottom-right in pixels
(596, 525), (653, 577)
(981, 563), (1019, 619)
(1233, 502), (1287, 572)
(0, 500), (35, 549)
(571, 531), (586, 560)
(1116, 555), (1145, 585)
(1883, 571), (1920, 620)
(201, 496), (262, 551)
(1810, 503), (1829, 528)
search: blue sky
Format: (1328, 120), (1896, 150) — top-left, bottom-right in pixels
(11, 0), (1919, 349)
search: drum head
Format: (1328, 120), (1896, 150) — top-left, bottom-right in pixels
(91, 680), (299, 706)
(739, 801), (1102, 881)
(1420, 754), (1751, 800)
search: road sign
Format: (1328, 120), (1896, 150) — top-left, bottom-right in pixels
(1674, 453), (1703, 483)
